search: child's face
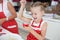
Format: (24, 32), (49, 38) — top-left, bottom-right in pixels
(30, 6), (44, 21)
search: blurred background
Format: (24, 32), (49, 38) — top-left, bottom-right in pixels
(9, 0), (60, 19)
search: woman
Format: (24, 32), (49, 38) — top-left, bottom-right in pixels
(0, 0), (18, 34)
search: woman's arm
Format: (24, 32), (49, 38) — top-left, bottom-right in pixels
(7, 2), (17, 20)
(24, 22), (47, 40)
(0, 2), (17, 25)
(18, 0), (32, 23)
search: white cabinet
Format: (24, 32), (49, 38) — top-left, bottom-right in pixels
(44, 18), (60, 40)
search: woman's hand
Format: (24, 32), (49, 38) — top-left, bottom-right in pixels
(20, 0), (26, 8)
(0, 18), (6, 25)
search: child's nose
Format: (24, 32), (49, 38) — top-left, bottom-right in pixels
(32, 15), (36, 18)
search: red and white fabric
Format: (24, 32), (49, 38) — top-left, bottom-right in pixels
(0, 0), (18, 34)
(26, 19), (45, 40)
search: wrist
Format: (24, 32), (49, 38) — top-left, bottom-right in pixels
(29, 27), (33, 32)
(6, 17), (9, 21)
(21, 5), (25, 8)
(20, 6), (24, 9)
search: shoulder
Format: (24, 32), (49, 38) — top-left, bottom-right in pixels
(41, 20), (47, 26)
(42, 20), (47, 26)
(41, 21), (47, 30)
(43, 22), (47, 26)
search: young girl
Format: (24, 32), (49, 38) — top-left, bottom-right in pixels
(0, 0), (18, 34)
(19, 0), (47, 40)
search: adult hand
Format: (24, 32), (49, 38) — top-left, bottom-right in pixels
(0, 18), (6, 25)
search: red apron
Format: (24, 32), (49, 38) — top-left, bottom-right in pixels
(0, 2), (18, 34)
(27, 19), (43, 40)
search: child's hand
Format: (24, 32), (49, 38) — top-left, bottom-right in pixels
(23, 23), (29, 27)
(20, 0), (26, 7)
(24, 25), (32, 32)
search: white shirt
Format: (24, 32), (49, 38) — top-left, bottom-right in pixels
(0, 0), (12, 18)
(0, 4), (2, 12)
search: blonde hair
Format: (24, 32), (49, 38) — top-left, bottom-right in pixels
(30, 2), (45, 11)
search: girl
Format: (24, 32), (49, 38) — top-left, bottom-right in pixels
(0, 0), (18, 34)
(19, 0), (47, 40)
